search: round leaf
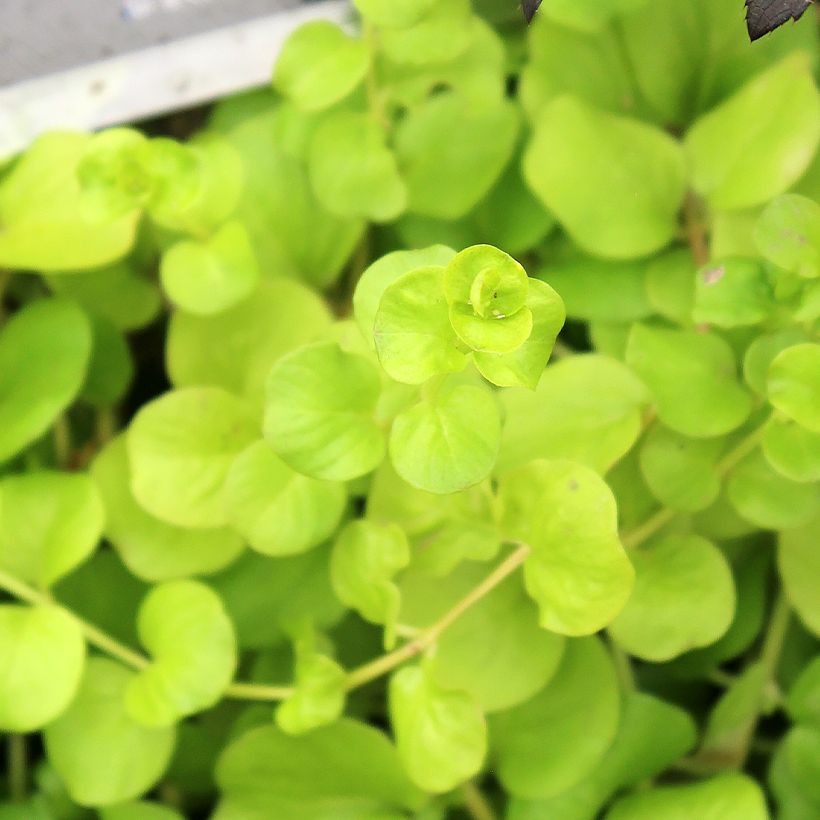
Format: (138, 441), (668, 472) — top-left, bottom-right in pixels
(128, 387), (258, 529)
(264, 343), (385, 481)
(762, 416), (820, 483)
(779, 515), (820, 637)
(767, 343), (820, 433)
(692, 257), (774, 328)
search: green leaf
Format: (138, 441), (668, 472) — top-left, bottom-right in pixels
(768, 343), (820, 433)
(225, 440), (346, 557)
(389, 664), (487, 793)
(389, 383), (501, 494)
(395, 93), (519, 219)
(509, 692), (696, 820)
(45, 658), (176, 807)
(524, 96), (686, 259)
(639, 426), (722, 512)
(685, 55), (820, 210)
(127, 387), (258, 528)
(609, 535), (735, 662)
(101, 802), (184, 820)
(92, 437), (243, 582)
(787, 654), (820, 724)
(82, 315), (134, 405)
(126, 581), (237, 726)
(214, 721), (425, 819)
(498, 354), (649, 474)
(167, 278), (333, 411)
(353, 0), (437, 27)
(779, 514), (820, 636)
(0, 132), (138, 270)
(499, 460), (634, 636)
(398, 559), (565, 712)
(762, 416), (820, 483)
(743, 329), (808, 396)
(264, 343), (385, 481)
(374, 266), (467, 383)
(308, 112), (407, 222)
(543, 0), (649, 31)
(605, 773), (769, 820)
(645, 249), (696, 326)
(491, 637), (620, 799)
(692, 258), (774, 327)
(473, 279), (565, 390)
(354, 246), (456, 345)
(330, 520), (410, 648)
(626, 324), (752, 438)
(273, 22), (369, 111)
(0, 604), (85, 731)
(380, 0), (474, 65)
(784, 725), (820, 806)
(0, 471), (103, 587)
(755, 194), (820, 279)
(728, 450), (819, 530)
(770, 737), (820, 820)
(160, 220), (260, 316)
(0, 299), (91, 463)
(276, 641), (346, 735)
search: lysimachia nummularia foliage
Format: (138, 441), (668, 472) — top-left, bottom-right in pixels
(0, 0), (819, 818)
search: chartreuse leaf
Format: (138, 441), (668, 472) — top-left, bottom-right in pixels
(770, 739), (820, 820)
(543, 0), (649, 31)
(399, 559), (564, 712)
(214, 720), (425, 819)
(309, 112), (407, 222)
(524, 96), (686, 259)
(395, 93), (519, 219)
(353, 0), (436, 27)
(500, 460), (634, 636)
(784, 725), (820, 806)
(160, 220), (259, 316)
(389, 383), (501, 494)
(225, 440), (346, 557)
(45, 658), (176, 807)
(762, 416), (820, 483)
(101, 802), (184, 820)
(755, 194), (820, 279)
(474, 279), (564, 390)
(491, 637), (620, 799)
(787, 654), (820, 723)
(645, 249), (695, 326)
(374, 266), (467, 384)
(779, 514), (820, 636)
(498, 355), (649, 474)
(626, 324), (751, 438)
(82, 314), (135, 406)
(728, 450), (820, 529)
(443, 245), (532, 354)
(743, 329), (807, 396)
(92, 437), (243, 582)
(330, 520), (410, 648)
(609, 535), (735, 662)
(0, 604), (85, 731)
(508, 692), (696, 820)
(126, 581), (237, 726)
(389, 664), (487, 793)
(354, 246), (456, 345)
(693, 258), (774, 327)
(639, 426), (723, 512)
(128, 387), (258, 529)
(264, 343), (385, 481)
(605, 773), (768, 820)
(768, 344), (820, 433)
(379, 0), (473, 65)
(273, 22), (368, 111)
(0, 471), (103, 587)
(276, 638), (346, 735)
(685, 55), (820, 211)
(0, 132), (138, 270)
(167, 278), (333, 409)
(0, 298), (91, 463)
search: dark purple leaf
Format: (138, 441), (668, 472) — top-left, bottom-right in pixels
(745, 0), (812, 41)
(522, 0), (543, 23)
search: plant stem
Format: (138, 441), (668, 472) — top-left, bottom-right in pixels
(683, 190), (709, 267)
(345, 544), (531, 690)
(7, 734), (26, 802)
(620, 416), (771, 549)
(223, 681), (294, 702)
(462, 781), (497, 820)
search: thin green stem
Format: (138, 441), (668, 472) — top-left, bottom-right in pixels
(345, 544), (531, 690)
(462, 781), (497, 820)
(7, 734), (26, 802)
(224, 681), (294, 702)
(683, 190), (709, 267)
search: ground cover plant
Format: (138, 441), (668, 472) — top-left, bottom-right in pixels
(0, 0), (820, 817)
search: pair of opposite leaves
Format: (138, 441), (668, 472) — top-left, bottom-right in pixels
(521, 0), (813, 42)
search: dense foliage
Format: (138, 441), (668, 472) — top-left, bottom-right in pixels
(1, 0), (820, 817)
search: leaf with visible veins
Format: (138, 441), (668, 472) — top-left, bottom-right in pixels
(746, 0), (812, 41)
